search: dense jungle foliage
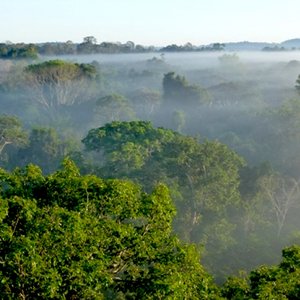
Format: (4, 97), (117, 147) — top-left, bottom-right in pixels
(2, 50), (300, 298)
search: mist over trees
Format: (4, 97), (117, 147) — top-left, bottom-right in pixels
(2, 43), (300, 297)
(25, 60), (97, 107)
(1, 37), (300, 60)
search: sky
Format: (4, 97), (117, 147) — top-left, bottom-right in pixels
(2, 0), (300, 46)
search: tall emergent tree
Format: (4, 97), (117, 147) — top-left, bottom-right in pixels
(82, 121), (244, 245)
(24, 60), (97, 111)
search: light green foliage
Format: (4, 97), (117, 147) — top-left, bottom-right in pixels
(82, 121), (176, 177)
(0, 159), (217, 299)
(25, 59), (97, 82)
(82, 120), (174, 153)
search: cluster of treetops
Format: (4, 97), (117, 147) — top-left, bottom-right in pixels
(4, 39), (300, 60)
(2, 116), (300, 298)
(2, 55), (300, 297)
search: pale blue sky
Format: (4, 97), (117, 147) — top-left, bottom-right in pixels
(2, 0), (300, 45)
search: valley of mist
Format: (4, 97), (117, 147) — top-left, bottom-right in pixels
(2, 47), (300, 298)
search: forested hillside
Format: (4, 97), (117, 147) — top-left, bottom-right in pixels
(2, 50), (300, 298)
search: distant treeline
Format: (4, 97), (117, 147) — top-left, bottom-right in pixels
(262, 45), (300, 52)
(3, 37), (300, 58)
(0, 43), (38, 59)
(0, 37), (226, 58)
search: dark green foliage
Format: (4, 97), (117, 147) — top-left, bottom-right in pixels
(16, 127), (64, 173)
(163, 72), (211, 109)
(221, 275), (249, 299)
(0, 41), (225, 57)
(160, 42), (224, 52)
(222, 245), (300, 299)
(0, 43), (38, 59)
(5, 126), (79, 174)
(83, 120), (175, 154)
